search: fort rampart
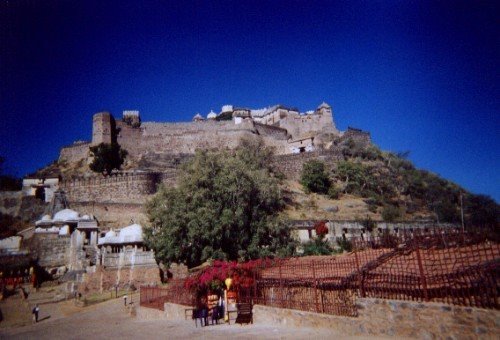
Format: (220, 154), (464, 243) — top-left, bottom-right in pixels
(272, 148), (344, 179)
(60, 149), (344, 207)
(61, 172), (176, 204)
(59, 141), (91, 163)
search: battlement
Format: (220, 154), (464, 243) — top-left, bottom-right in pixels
(61, 172), (174, 204)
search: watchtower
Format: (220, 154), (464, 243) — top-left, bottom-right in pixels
(92, 112), (113, 145)
(315, 102), (338, 133)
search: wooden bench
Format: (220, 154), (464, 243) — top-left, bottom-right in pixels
(234, 302), (253, 325)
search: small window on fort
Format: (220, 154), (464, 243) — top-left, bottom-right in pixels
(299, 147), (305, 153)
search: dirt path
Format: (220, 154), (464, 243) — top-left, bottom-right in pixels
(1, 297), (388, 339)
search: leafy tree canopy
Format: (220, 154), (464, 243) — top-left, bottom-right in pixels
(300, 160), (331, 194)
(89, 143), (128, 176)
(145, 138), (296, 268)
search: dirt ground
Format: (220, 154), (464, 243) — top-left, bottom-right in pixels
(0, 294), (387, 339)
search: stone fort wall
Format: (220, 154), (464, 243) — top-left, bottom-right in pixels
(272, 148), (344, 180)
(59, 106), (358, 163)
(61, 172), (176, 204)
(59, 142), (91, 163)
(117, 119), (259, 158)
(60, 149), (344, 207)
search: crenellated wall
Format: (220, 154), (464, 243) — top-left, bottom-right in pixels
(60, 150), (346, 208)
(61, 172), (171, 204)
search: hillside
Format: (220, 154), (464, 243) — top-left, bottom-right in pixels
(19, 134), (500, 227)
(282, 136), (498, 225)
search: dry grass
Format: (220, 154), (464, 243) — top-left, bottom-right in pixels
(282, 180), (378, 221)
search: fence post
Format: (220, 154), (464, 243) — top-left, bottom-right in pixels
(252, 270), (257, 304)
(354, 249), (365, 297)
(312, 260), (319, 313)
(415, 246), (429, 301)
(278, 260), (283, 308)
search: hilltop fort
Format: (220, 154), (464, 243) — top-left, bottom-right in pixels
(59, 102), (370, 166)
(23, 102), (371, 228)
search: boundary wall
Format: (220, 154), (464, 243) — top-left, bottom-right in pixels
(136, 299), (499, 338)
(253, 299), (499, 339)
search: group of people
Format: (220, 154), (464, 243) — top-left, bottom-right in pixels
(194, 295), (224, 327)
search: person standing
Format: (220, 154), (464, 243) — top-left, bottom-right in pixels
(32, 304), (40, 323)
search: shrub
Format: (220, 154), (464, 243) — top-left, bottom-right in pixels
(300, 160), (331, 194)
(89, 142), (128, 176)
(327, 185), (340, 199)
(381, 205), (401, 222)
(302, 238), (333, 256)
(336, 237), (353, 252)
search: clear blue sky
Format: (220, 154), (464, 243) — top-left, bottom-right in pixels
(1, 1), (498, 201)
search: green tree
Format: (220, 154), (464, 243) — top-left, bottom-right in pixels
(89, 143), (128, 176)
(334, 161), (367, 195)
(300, 160), (331, 194)
(145, 140), (296, 268)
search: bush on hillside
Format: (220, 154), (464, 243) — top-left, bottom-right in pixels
(300, 160), (331, 194)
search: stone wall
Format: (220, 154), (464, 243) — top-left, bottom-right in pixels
(272, 149), (343, 179)
(68, 108), (344, 164)
(342, 127), (371, 146)
(59, 142), (90, 163)
(79, 264), (161, 293)
(253, 299), (500, 339)
(114, 119), (258, 158)
(279, 112), (337, 139)
(101, 249), (156, 268)
(29, 233), (71, 268)
(292, 220), (459, 243)
(70, 202), (146, 228)
(60, 149), (350, 225)
(61, 172), (165, 204)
